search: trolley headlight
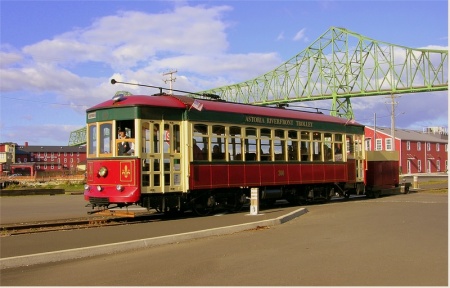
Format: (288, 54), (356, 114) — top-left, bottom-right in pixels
(84, 184), (90, 191)
(116, 185), (123, 192)
(98, 166), (108, 177)
(97, 185), (103, 192)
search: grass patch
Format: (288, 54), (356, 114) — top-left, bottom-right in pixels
(419, 190), (448, 194)
(2, 182), (84, 192)
(416, 179), (448, 194)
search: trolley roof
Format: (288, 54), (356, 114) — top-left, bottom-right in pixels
(87, 94), (364, 129)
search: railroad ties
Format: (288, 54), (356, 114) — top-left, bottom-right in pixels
(93, 210), (136, 218)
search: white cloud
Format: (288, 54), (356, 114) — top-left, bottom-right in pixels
(293, 28), (308, 42)
(21, 6), (233, 70)
(418, 45), (448, 50)
(1, 5), (283, 103)
(276, 32), (285, 41)
(0, 50), (23, 68)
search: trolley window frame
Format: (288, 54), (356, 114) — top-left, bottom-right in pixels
(189, 121), (362, 164)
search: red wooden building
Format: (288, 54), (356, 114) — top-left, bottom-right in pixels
(364, 127), (448, 174)
(0, 142), (86, 177)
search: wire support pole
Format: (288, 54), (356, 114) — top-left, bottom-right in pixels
(163, 70), (177, 94)
(387, 94), (399, 151)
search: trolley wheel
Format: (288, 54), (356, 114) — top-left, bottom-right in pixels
(230, 193), (247, 212)
(404, 185), (410, 194)
(192, 193), (216, 216)
(373, 190), (381, 198)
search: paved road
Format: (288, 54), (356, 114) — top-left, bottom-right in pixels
(1, 192), (447, 286)
(1, 174), (446, 225)
(0, 194), (91, 225)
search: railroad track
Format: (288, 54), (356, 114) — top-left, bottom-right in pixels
(0, 211), (165, 236)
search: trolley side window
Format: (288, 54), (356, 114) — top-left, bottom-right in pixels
(324, 133), (333, 161)
(193, 124), (208, 161)
(334, 134), (344, 161)
(274, 129), (286, 161)
(142, 122), (150, 154)
(346, 135), (354, 157)
(288, 130), (299, 161)
(244, 127), (257, 161)
(229, 126), (243, 161)
(153, 123), (161, 153)
(172, 124), (181, 154)
(301, 131), (311, 161)
(312, 132), (323, 161)
(260, 128), (271, 161)
(211, 125), (226, 161)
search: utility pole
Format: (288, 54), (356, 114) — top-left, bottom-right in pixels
(373, 112), (376, 151)
(387, 94), (398, 151)
(163, 70), (177, 94)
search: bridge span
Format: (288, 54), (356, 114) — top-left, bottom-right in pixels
(68, 27), (447, 146)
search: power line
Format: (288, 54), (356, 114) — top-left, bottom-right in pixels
(1, 96), (87, 108)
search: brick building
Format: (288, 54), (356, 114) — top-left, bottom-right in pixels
(364, 127), (448, 174)
(0, 142), (86, 177)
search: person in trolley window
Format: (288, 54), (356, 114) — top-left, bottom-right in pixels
(193, 139), (203, 160)
(117, 127), (134, 156)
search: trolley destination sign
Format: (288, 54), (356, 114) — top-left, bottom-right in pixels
(245, 115), (313, 128)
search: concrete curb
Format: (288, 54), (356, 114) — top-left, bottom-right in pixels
(0, 207), (307, 269)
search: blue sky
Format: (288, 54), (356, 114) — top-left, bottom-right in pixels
(1, 0), (448, 146)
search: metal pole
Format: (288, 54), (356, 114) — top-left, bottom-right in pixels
(374, 112), (376, 151)
(386, 94), (398, 151)
(390, 94), (396, 151)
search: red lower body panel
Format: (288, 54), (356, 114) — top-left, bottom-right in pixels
(190, 162), (349, 190)
(84, 158), (141, 204)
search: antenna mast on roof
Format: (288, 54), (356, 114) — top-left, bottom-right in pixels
(163, 70), (177, 94)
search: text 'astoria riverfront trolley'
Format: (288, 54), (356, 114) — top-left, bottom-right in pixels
(84, 82), (404, 215)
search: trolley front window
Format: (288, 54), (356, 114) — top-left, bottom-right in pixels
(99, 122), (112, 156)
(87, 120), (136, 157)
(88, 124), (97, 156)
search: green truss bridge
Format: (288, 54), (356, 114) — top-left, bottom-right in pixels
(68, 26), (448, 146)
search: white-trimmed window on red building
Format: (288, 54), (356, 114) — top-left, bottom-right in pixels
(385, 138), (392, 151)
(376, 139), (382, 151)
